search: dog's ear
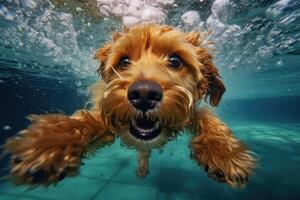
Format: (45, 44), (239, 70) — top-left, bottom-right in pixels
(205, 69), (226, 106)
(186, 32), (226, 106)
(198, 51), (226, 106)
(94, 43), (112, 81)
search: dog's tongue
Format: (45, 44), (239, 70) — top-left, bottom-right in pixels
(135, 116), (155, 129)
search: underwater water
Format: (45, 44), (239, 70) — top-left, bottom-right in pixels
(0, 0), (300, 199)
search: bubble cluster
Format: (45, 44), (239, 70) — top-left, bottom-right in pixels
(0, 0), (299, 98)
(96, 0), (174, 26)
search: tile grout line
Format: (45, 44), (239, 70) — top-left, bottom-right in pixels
(94, 178), (156, 189)
(90, 156), (132, 200)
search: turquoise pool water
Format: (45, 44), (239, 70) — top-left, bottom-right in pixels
(0, 0), (299, 200)
(1, 120), (299, 200)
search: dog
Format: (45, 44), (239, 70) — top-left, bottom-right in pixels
(3, 24), (255, 188)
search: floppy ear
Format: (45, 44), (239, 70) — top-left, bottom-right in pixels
(185, 32), (226, 106)
(94, 30), (124, 81)
(199, 52), (226, 106)
(94, 43), (112, 81)
(205, 70), (226, 106)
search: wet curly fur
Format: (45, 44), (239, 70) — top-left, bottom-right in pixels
(3, 24), (255, 188)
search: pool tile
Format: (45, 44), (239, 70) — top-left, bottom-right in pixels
(17, 197), (41, 200)
(0, 193), (18, 200)
(80, 156), (129, 180)
(1, 176), (108, 200)
(93, 181), (157, 200)
(112, 166), (159, 187)
(93, 140), (135, 159)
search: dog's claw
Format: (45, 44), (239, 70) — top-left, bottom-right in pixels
(57, 171), (66, 181)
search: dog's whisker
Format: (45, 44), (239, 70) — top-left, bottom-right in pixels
(175, 85), (193, 108)
(111, 66), (124, 79)
(103, 79), (127, 99)
(105, 77), (125, 89)
(103, 88), (113, 99)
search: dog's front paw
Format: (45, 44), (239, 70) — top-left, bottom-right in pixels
(204, 150), (255, 188)
(9, 147), (81, 185)
(4, 114), (85, 185)
(136, 165), (149, 178)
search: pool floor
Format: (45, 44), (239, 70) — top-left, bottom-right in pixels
(0, 121), (299, 200)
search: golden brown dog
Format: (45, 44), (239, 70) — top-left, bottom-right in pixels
(4, 24), (255, 188)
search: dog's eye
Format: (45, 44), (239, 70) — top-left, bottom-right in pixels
(168, 55), (183, 69)
(117, 56), (131, 68)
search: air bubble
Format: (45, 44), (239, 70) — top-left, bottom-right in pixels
(3, 125), (11, 130)
(75, 80), (82, 87)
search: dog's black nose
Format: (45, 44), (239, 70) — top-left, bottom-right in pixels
(127, 80), (162, 111)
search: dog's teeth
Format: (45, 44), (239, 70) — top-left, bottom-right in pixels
(131, 119), (137, 127)
(154, 121), (160, 129)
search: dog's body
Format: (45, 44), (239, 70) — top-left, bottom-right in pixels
(4, 24), (255, 188)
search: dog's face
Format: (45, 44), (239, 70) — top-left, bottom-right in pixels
(94, 24), (225, 150)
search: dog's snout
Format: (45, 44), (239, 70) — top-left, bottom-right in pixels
(128, 80), (162, 111)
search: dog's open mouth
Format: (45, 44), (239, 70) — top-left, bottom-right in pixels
(129, 116), (161, 140)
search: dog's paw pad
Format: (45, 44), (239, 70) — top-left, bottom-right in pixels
(205, 165), (250, 187)
(12, 156), (23, 164)
(26, 167), (68, 183)
(27, 168), (49, 182)
(205, 166), (226, 183)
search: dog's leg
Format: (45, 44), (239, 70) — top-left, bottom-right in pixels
(3, 109), (114, 185)
(189, 108), (255, 188)
(136, 150), (151, 178)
